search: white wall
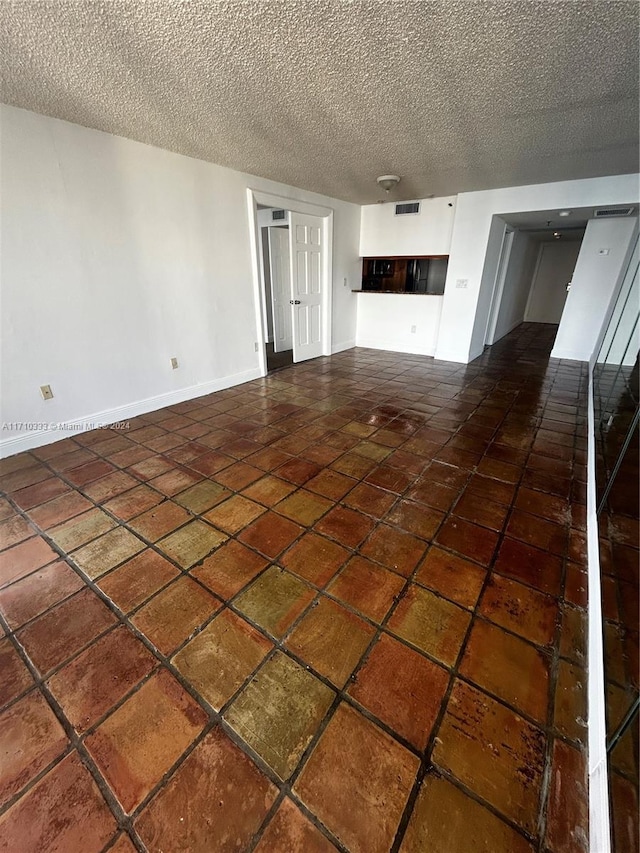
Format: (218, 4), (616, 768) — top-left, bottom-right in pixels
(435, 174), (640, 363)
(0, 105), (361, 455)
(355, 294), (443, 356)
(525, 239), (582, 324)
(359, 196), (456, 257)
(552, 217), (638, 360)
(491, 231), (539, 341)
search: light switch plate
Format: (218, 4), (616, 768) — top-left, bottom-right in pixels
(456, 278), (469, 289)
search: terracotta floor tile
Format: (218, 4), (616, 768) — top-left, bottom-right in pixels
(493, 536), (563, 596)
(18, 588), (117, 675)
(11, 477), (70, 511)
(414, 546), (486, 609)
(132, 576), (220, 655)
(97, 549), (179, 613)
(172, 608), (272, 710)
(349, 633), (449, 750)
(83, 471), (139, 503)
(242, 474), (297, 507)
(476, 457), (521, 484)
(506, 509), (568, 556)
(66, 459), (115, 487)
(225, 651), (334, 779)
(187, 450), (234, 477)
(327, 556), (404, 622)
(314, 506), (374, 549)
(234, 566), (315, 638)
(148, 467), (203, 497)
(343, 483), (397, 519)
(433, 680), (545, 832)
(71, 527), (145, 580)
(453, 491), (509, 532)
(238, 511), (303, 559)
(0, 536), (59, 589)
(191, 540), (268, 599)
(365, 464), (413, 494)
(27, 490), (93, 530)
(214, 461), (264, 490)
(400, 773), (534, 853)
(127, 455), (175, 481)
(0, 638), (34, 708)
(108, 833), (138, 852)
(425, 460), (470, 488)
(173, 479), (230, 513)
(286, 597), (375, 687)
(387, 584), (471, 666)
(480, 574), (558, 647)
(48, 508), (116, 552)
(128, 500), (191, 541)
(435, 517), (499, 566)
(514, 486), (571, 525)
(0, 751), (116, 853)
(294, 703), (419, 853)
(85, 669), (207, 813)
(0, 690), (68, 806)
(135, 727), (277, 851)
(275, 489), (333, 526)
(254, 797), (336, 853)
(204, 494), (266, 533)
(460, 619), (550, 723)
(553, 660), (587, 745)
(405, 478), (459, 512)
(275, 458), (323, 486)
(279, 532), (349, 587)
(609, 771), (638, 853)
(545, 739), (588, 853)
(156, 520), (227, 568)
(102, 485), (163, 521)
(47, 626), (156, 732)
(331, 450), (377, 479)
(0, 515), (36, 550)
(306, 469), (357, 501)
(245, 446), (292, 472)
(559, 605), (587, 666)
(0, 559), (83, 629)
(360, 524), (427, 577)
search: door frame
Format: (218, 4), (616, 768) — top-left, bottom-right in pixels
(247, 188), (334, 377)
(484, 226), (515, 346)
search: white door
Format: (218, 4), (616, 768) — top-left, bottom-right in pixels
(525, 240), (582, 324)
(268, 227), (293, 352)
(289, 213), (323, 362)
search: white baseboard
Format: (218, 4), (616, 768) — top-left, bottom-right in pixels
(331, 339), (356, 354)
(550, 347), (589, 362)
(433, 348), (470, 364)
(355, 337), (435, 357)
(0, 367), (262, 458)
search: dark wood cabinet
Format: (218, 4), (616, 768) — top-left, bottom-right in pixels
(361, 256), (449, 294)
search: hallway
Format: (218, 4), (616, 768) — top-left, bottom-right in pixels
(0, 323), (589, 852)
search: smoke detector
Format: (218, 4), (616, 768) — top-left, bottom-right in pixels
(376, 175), (400, 193)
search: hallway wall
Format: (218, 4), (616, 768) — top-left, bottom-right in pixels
(525, 240), (581, 324)
(491, 230), (539, 342)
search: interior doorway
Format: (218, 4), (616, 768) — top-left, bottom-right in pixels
(257, 207), (294, 372)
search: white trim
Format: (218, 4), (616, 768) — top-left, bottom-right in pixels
(0, 368), (262, 458)
(587, 368), (612, 853)
(485, 226), (514, 345)
(331, 339), (356, 354)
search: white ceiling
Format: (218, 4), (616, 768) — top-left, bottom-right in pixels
(0, 1), (638, 204)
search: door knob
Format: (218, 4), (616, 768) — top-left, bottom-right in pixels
(290, 300), (301, 305)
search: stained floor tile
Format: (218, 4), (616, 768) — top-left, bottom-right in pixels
(191, 539), (268, 599)
(172, 608), (272, 710)
(545, 738), (588, 853)
(225, 651), (334, 779)
(128, 500), (191, 541)
(238, 511), (303, 559)
(280, 532), (349, 586)
(314, 505), (374, 549)
(480, 574), (558, 647)
(254, 797), (337, 852)
(414, 546), (486, 609)
(97, 549), (180, 613)
(156, 520), (227, 568)
(70, 527), (145, 579)
(234, 566), (315, 639)
(85, 669), (207, 813)
(294, 703), (419, 853)
(0, 638), (34, 708)
(327, 556), (404, 622)
(135, 727), (277, 850)
(359, 524), (427, 577)
(0, 559), (84, 629)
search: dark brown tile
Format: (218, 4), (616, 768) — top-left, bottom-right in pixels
(466, 472), (517, 505)
(135, 727), (277, 850)
(97, 549), (179, 613)
(294, 703), (419, 853)
(435, 516), (499, 566)
(172, 608), (272, 710)
(0, 751), (117, 853)
(506, 509), (568, 556)
(514, 486), (571, 525)
(414, 546), (486, 609)
(460, 619), (550, 722)
(553, 659), (587, 744)
(85, 669), (207, 813)
(255, 797), (336, 853)
(387, 584), (471, 666)
(433, 680), (545, 832)
(493, 537), (563, 596)
(306, 469), (357, 501)
(480, 574), (558, 647)
(327, 556), (404, 622)
(225, 651), (334, 779)
(349, 633), (449, 749)
(0, 690), (68, 806)
(286, 597), (375, 687)
(238, 512), (303, 559)
(0, 559), (84, 629)
(385, 499), (444, 541)
(365, 464), (413, 494)
(360, 524), (427, 577)
(453, 491), (509, 532)
(280, 532), (350, 587)
(235, 566), (315, 639)
(0, 638), (35, 708)
(405, 478), (459, 512)
(343, 483), (397, 519)
(314, 506), (375, 549)
(191, 539), (268, 599)
(545, 739), (588, 853)
(18, 588), (118, 675)
(132, 576), (220, 655)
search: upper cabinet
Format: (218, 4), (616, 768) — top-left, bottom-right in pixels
(359, 195), (457, 257)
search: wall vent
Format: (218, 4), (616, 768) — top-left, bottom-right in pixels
(271, 209), (286, 221)
(594, 207), (635, 218)
(395, 202), (420, 215)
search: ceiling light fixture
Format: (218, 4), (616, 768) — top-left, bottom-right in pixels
(377, 175), (400, 193)
(558, 210), (572, 217)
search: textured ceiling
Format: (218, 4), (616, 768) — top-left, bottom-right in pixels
(1, 1), (638, 203)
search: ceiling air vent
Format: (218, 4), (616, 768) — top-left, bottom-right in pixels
(271, 209), (286, 221)
(594, 207), (635, 218)
(395, 202), (420, 216)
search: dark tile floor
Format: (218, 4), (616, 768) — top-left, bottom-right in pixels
(0, 323), (590, 852)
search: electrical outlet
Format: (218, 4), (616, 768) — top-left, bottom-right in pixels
(170, 357), (179, 369)
(455, 278), (469, 289)
(254, 342), (259, 352)
(598, 248), (610, 255)
(410, 325), (417, 333)
(40, 384), (53, 400)
(343, 277), (348, 288)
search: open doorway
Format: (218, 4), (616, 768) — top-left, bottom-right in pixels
(484, 208), (587, 349)
(257, 206), (294, 372)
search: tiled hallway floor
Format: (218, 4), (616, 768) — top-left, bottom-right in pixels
(0, 323), (590, 852)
